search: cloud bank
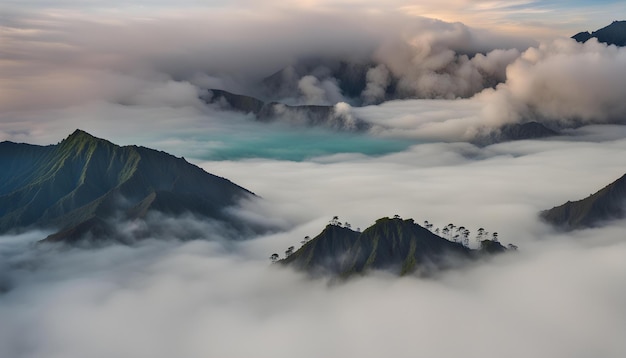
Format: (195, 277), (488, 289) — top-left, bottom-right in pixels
(2, 2), (626, 147)
(2, 135), (626, 357)
(1, 4), (626, 357)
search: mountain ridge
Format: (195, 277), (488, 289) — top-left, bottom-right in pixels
(279, 217), (511, 277)
(572, 20), (626, 46)
(0, 130), (257, 243)
(541, 172), (626, 230)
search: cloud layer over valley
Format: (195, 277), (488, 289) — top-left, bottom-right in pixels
(2, 1), (626, 357)
(3, 130), (626, 357)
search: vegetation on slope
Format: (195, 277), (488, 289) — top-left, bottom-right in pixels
(276, 216), (513, 277)
(0, 130), (256, 243)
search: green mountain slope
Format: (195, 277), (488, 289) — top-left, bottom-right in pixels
(0, 130), (255, 242)
(541, 173), (626, 230)
(281, 217), (508, 277)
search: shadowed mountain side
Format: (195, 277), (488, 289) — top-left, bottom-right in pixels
(497, 122), (558, 141)
(0, 141), (56, 195)
(260, 60), (404, 105)
(0, 130), (258, 243)
(475, 122), (559, 145)
(573, 21), (626, 47)
(541, 173), (626, 230)
(261, 60), (375, 100)
(280, 217), (509, 277)
(201, 89), (370, 131)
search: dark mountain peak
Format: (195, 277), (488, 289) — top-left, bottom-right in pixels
(65, 129), (96, 141)
(280, 216), (512, 278)
(572, 31), (592, 43)
(573, 20), (626, 46)
(479, 239), (508, 254)
(61, 129), (114, 148)
(0, 131), (258, 244)
(69, 128), (90, 137)
(321, 223), (356, 235)
(541, 172), (626, 230)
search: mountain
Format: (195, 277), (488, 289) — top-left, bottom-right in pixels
(260, 60), (386, 103)
(497, 122), (558, 141)
(474, 121), (559, 146)
(0, 130), (256, 243)
(280, 217), (510, 277)
(572, 21), (626, 47)
(541, 173), (626, 230)
(201, 89), (370, 131)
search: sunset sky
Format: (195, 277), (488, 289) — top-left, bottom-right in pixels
(3, 0), (624, 38)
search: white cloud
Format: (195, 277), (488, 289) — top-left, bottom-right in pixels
(1, 3), (626, 357)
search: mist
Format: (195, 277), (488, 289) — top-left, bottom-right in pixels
(4, 128), (626, 357)
(2, 134), (626, 357)
(2, 1), (626, 357)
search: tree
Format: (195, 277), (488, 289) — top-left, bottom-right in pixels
(330, 216), (339, 225)
(345, 222), (351, 229)
(492, 232), (499, 242)
(285, 246), (295, 257)
(476, 228), (485, 240)
(270, 253), (279, 262)
(462, 229), (470, 247)
(394, 214), (401, 219)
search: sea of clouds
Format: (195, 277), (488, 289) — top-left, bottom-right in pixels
(1, 2), (626, 357)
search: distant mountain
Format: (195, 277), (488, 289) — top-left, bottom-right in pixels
(201, 89), (370, 131)
(0, 130), (256, 243)
(279, 217), (510, 277)
(572, 21), (626, 46)
(541, 173), (626, 230)
(475, 121), (559, 146)
(498, 122), (558, 141)
(260, 60), (392, 104)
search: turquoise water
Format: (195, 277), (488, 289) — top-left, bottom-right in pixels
(192, 126), (412, 162)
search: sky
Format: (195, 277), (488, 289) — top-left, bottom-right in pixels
(1, 1), (626, 357)
(2, 0), (624, 38)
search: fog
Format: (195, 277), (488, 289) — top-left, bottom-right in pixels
(2, 234), (626, 358)
(2, 133), (626, 357)
(2, 1), (626, 357)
